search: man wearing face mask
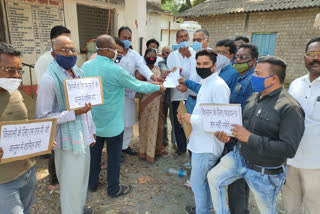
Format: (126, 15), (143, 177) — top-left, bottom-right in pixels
(222, 43), (258, 214)
(35, 25), (71, 82)
(177, 49), (230, 214)
(282, 37), (320, 214)
(81, 35), (165, 197)
(0, 42), (37, 214)
(179, 30), (234, 112)
(167, 29), (196, 156)
(192, 29), (210, 52)
(181, 38), (238, 96)
(36, 35), (96, 214)
(117, 26), (164, 156)
(208, 56), (305, 214)
(35, 25), (71, 194)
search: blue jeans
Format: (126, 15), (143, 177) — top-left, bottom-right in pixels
(89, 132), (124, 196)
(207, 147), (286, 214)
(190, 152), (219, 214)
(0, 166), (36, 214)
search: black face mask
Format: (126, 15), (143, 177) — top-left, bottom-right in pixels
(146, 57), (157, 65)
(114, 55), (122, 63)
(196, 66), (213, 79)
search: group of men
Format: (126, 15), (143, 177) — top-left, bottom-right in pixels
(0, 23), (319, 214)
(171, 29), (318, 214)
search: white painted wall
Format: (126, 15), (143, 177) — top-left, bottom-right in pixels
(24, 0), (181, 85)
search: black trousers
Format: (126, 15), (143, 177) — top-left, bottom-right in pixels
(88, 132), (124, 196)
(171, 101), (187, 153)
(48, 151), (59, 185)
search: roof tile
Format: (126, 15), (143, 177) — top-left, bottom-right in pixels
(177, 0), (320, 17)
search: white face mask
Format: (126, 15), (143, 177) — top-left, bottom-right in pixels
(112, 50), (118, 61)
(0, 78), (22, 94)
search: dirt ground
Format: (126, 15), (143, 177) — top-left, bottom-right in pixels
(30, 123), (285, 214)
(22, 93), (285, 214)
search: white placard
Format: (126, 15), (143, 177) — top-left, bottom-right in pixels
(64, 77), (104, 110)
(163, 71), (180, 88)
(0, 118), (56, 163)
(200, 104), (242, 135)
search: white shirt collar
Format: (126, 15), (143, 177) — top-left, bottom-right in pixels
(201, 72), (217, 84)
(303, 73), (320, 84)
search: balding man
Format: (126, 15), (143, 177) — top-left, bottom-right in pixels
(36, 35), (96, 214)
(82, 35), (164, 197)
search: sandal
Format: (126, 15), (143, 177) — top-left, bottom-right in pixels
(48, 184), (60, 194)
(112, 185), (132, 197)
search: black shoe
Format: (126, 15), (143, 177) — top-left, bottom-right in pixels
(184, 205), (195, 214)
(122, 147), (137, 155)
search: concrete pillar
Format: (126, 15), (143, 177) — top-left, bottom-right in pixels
(64, 0), (80, 51)
(124, 0), (147, 53)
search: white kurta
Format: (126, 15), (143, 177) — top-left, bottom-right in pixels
(34, 51), (54, 83)
(118, 48), (153, 127)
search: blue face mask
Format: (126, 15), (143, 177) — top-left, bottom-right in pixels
(121, 40), (131, 49)
(179, 41), (189, 48)
(192, 41), (202, 51)
(250, 75), (274, 92)
(55, 54), (77, 70)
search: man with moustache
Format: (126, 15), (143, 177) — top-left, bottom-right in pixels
(36, 35), (95, 214)
(282, 37), (320, 214)
(0, 42), (37, 214)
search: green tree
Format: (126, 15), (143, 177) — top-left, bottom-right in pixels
(161, 0), (205, 14)
(192, 0), (205, 6)
(161, 0), (182, 15)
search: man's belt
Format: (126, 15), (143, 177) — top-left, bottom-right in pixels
(244, 161), (284, 175)
(189, 95), (197, 99)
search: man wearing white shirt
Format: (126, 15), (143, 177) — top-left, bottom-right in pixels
(34, 25), (71, 191)
(118, 26), (163, 155)
(178, 49), (230, 214)
(167, 29), (197, 155)
(282, 37), (320, 214)
(36, 35), (95, 214)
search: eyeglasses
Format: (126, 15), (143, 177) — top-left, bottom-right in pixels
(54, 48), (77, 54)
(193, 38), (206, 42)
(306, 52), (320, 58)
(0, 66), (24, 75)
(234, 54), (251, 60)
(216, 50), (230, 55)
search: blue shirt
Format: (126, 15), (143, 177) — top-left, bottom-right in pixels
(218, 63), (239, 93)
(184, 63), (239, 94)
(230, 67), (255, 111)
(81, 55), (160, 137)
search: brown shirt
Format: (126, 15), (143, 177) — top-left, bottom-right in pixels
(0, 90), (36, 184)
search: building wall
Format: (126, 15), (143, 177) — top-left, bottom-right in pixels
(188, 8), (320, 83)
